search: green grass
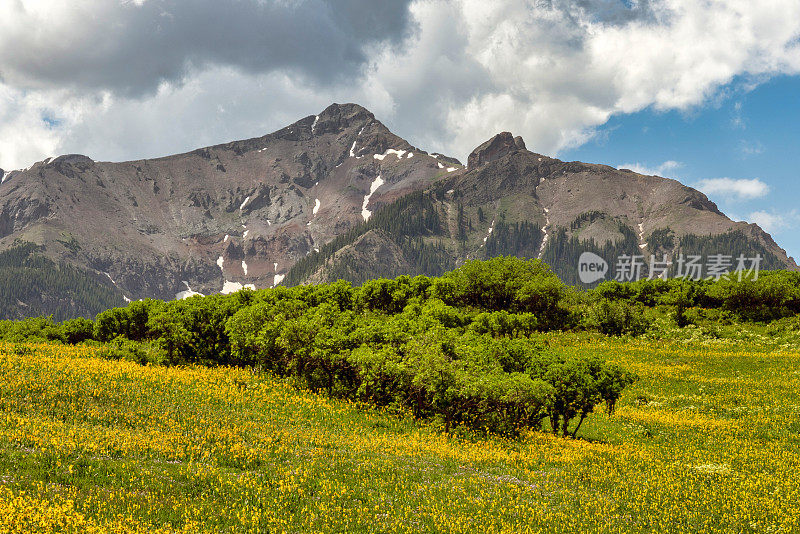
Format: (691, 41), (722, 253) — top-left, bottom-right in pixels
(0, 337), (798, 532)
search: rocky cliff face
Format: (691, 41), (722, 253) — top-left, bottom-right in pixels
(0, 104), (795, 318)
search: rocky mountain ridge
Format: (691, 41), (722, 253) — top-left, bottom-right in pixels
(0, 104), (795, 318)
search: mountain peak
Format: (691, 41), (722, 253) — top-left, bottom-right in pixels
(312, 103), (375, 136)
(467, 132), (527, 168)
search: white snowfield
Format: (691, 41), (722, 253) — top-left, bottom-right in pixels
(273, 273), (285, 287)
(361, 175), (385, 221)
(217, 256), (224, 270)
(313, 198), (321, 215)
(239, 196), (251, 210)
(241, 261), (248, 275)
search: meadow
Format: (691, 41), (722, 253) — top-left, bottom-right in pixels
(1, 335), (798, 533)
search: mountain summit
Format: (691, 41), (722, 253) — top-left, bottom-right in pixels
(467, 132), (527, 168)
(0, 104), (794, 318)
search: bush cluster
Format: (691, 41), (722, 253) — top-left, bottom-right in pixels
(0, 257), (636, 437)
(586, 271), (800, 323)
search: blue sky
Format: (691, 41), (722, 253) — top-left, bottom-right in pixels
(563, 75), (800, 262)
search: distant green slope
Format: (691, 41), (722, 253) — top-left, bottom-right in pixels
(0, 242), (124, 320)
(286, 187), (787, 288)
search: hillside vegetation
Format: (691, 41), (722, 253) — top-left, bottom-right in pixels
(2, 258), (800, 531)
(0, 242), (124, 320)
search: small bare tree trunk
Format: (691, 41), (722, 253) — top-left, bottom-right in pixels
(571, 412), (587, 439)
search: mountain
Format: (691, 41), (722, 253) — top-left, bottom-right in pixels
(287, 131), (796, 286)
(0, 105), (795, 319)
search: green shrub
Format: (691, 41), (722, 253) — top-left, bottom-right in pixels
(435, 256), (572, 330)
(97, 338), (165, 365)
(586, 299), (652, 336)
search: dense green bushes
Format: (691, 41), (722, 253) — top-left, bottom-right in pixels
(6, 256), (800, 437)
(585, 271), (800, 323)
(223, 292), (632, 436)
(0, 257), (637, 438)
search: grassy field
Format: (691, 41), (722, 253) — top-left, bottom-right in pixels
(0, 337), (798, 533)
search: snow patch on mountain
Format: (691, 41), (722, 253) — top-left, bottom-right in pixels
(482, 220), (495, 244)
(361, 175), (384, 221)
(374, 149), (406, 161)
(103, 271), (132, 302)
(176, 281), (204, 300)
(538, 209), (551, 259)
(637, 222), (648, 250)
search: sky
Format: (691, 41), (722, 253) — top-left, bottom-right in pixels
(2, 0), (800, 259)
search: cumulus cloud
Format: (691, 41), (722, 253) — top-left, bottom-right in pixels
(696, 177), (770, 200)
(4, 0), (800, 171)
(617, 160), (682, 178)
(0, 0), (414, 96)
(747, 210), (800, 233)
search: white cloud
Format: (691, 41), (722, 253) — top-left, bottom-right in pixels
(5, 0), (800, 169)
(696, 177), (770, 200)
(731, 101), (745, 129)
(617, 160), (682, 178)
(740, 139), (765, 156)
(747, 210), (800, 233)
